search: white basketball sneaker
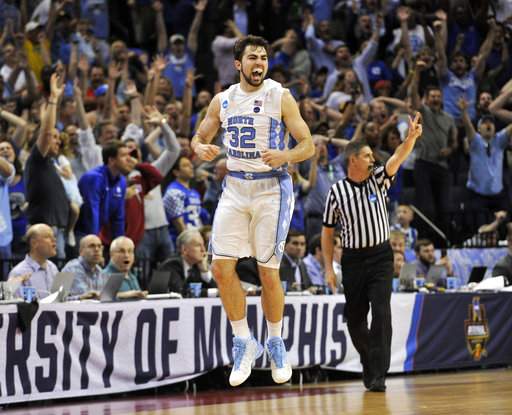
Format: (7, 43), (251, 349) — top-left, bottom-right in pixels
(266, 336), (292, 384)
(229, 336), (264, 387)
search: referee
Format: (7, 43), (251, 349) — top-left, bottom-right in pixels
(321, 113), (422, 392)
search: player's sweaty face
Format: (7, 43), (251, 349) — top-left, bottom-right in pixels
(239, 46), (268, 87)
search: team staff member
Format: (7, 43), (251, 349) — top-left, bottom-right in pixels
(321, 113), (422, 392)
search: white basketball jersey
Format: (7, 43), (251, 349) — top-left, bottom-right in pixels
(219, 79), (289, 172)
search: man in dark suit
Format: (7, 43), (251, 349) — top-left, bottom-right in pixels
(279, 230), (312, 291)
(157, 229), (216, 296)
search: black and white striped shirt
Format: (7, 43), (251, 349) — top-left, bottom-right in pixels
(322, 165), (394, 249)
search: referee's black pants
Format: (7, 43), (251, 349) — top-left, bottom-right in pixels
(341, 242), (393, 384)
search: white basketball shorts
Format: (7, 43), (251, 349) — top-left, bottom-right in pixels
(211, 173), (294, 269)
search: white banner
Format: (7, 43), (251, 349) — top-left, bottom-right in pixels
(0, 294), (416, 404)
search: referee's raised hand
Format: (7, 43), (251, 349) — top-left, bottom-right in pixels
(407, 111), (422, 141)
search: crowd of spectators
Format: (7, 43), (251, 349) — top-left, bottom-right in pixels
(1, 0), (512, 296)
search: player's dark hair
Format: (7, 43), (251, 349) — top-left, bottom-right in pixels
(233, 35), (270, 61)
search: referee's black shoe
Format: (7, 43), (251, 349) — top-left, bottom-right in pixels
(368, 377), (386, 392)
(362, 363), (373, 389)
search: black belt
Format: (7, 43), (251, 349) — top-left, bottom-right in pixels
(342, 241), (391, 256)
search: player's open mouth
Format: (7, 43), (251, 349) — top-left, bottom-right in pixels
(252, 69), (263, 80)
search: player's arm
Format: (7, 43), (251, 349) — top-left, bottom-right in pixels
(191, 95), (222, 161)
(262, 90), (315, 168)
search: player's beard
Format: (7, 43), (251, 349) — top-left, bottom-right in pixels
(240, 64), (265, 87)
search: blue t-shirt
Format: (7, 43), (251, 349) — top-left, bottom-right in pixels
(467, 129), (510, 195)
(163, 180), (203, 241)
(441, 70), (477, 122)
(162, 53), (195, 99)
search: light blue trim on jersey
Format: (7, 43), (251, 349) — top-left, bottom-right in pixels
(273, 173), (294, 261)
(268, 117), (286, 150)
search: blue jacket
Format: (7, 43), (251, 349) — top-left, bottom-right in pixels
(77, 165), (126, 240)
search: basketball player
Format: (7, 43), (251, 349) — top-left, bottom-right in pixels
(191, 35), (314, 386)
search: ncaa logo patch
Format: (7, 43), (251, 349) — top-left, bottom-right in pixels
(222, 100), (228, 109)
(368, 194), (377, 203)
(254, 99), (262, 113)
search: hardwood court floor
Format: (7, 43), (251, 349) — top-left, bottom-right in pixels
(2, 368), (511, 415)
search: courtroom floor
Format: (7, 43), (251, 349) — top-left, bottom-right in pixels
(2, 368), (512, 415)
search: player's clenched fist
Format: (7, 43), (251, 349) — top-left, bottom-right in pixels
(194, 143), (220, 161)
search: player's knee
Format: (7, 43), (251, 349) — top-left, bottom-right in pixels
(259, 269), (281, 290)
(211, 261), (235, 284)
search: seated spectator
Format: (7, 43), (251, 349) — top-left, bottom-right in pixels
(76, 140), (130, 245)
(102, 236), (145, 299)
(24, 74), (69, 258)
(389, 230), (405, 253)
(391, 204), (418, 251)
(157, 229), (216, 296)
(62, 234), (105, 299)
(492, 223), (512, 282)
(303, 233), (326, 290)
(413, 239), (453, 285)
(8, 224), (58, 297)
(393, 250), (405, 279)
(0, 143), (14, 264)
(280, 230), (312, 291)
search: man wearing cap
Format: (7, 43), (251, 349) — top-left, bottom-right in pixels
(156, 0), (206, 98)
(24, 20), (50, 82)
(459, 97), (512, 230)
(161, 33), (195, 99)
